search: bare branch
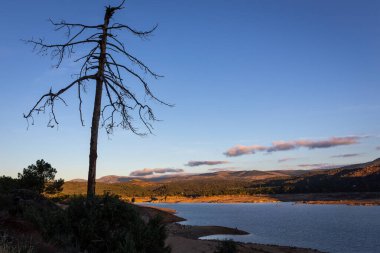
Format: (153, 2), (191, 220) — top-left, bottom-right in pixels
(26, 0), (171, 135)
(24, 75), (96, 126)
(106, 42), (163, 78)
(109, 23), (158, 38)
(106, 60), (172, 106)
(49, 18), (102, 30)
(107, 0), (126, 12)
(104, 80), (144, 135)
(104, 76), (157, 134)
(78, 83), (84, 126)
(26, 38), (99, 67)
(25, 0), (170, 199)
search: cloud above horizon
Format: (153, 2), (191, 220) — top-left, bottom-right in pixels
(331, 153), (360, 158)
(208, 167), (238, 172)
(278, 157), (296, 163)
(185, 160), (229, 167)
(225, 136), (361, 157)
(298, 163), (330, 168)
(130, 168), (184, 177)
(223, 145), (267, 157)
(297, 163), (341, 170)
(376, 146), (380, 150)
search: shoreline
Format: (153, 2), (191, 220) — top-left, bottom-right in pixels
(130, 192), (380, 206)
(136, 204), (326, 253)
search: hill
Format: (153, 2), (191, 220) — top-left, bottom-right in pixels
(161, 169), (308, 182)
(63, 158), (380, 197)
(257, 158), (380, 194)
(70, 169), (310, 184)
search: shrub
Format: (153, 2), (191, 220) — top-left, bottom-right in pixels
(142, 216), (170, 253)
(0, 233), (35, 253)
(66, 193), (170, 253)
(0, 194), (12, 212)
(215, 239), (237, 253)
(7, 190), (71, 246)
(21, 201), (70, 243)
(2, 189), (170, 252)
(0, 177), (19, 194)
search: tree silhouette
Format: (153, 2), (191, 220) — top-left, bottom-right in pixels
(18, 159), (64, 194)
(24, 1), (171, 198)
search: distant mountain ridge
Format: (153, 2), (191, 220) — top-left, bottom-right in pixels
(261, 158), (380, 193)
(340, 158), (380, 170)
(68, 158), (380, 184)
(68, 169), (310, 184)
(64, 158), (380, 196)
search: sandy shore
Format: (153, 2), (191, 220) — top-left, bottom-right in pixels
(166, 236), (325, 253)
(131, 192), (380, 206)
(135, 205), (326, 253)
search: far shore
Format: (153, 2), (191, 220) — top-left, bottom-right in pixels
(129, 192), (380, 206)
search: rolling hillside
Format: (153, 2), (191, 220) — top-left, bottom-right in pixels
(71, 169), (309, 184)
(257, 158), (380, 193)
(63, 158), (380, 197)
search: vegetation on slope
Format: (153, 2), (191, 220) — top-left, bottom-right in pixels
(0, 161), (170, 253)
(63, 160), (380, 198)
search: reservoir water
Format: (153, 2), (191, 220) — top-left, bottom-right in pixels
(149, 203), (380, 253)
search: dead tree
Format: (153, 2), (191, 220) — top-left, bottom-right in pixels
(24, 1), (171, 199)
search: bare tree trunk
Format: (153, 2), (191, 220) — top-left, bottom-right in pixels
(87, 79), (102, 198)
(26, 2), (168, 199)
(87, 8), (113, 199)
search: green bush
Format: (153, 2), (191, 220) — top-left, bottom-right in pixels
(21, 202), (70, 244)
(1, 162), (170, 253)
(5, 190), (70, 247)
(142, 216), (170, 253)
(0, 177), (19, 194)
(7, 192), (170, 252)
(66, 193), (170, 253)
(215, 239), (237, 253)
(0, 194), (13, 212)
(0, 234), (34, 253)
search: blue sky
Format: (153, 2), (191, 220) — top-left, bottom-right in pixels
(0, 0), (379, 180)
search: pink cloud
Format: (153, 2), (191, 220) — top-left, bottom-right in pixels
(208, 167), (239, 172)
(268, 141), (296, 152)
(225, 136), (361, 157)
(294, 137), (359, 149)
(298, 164), (342, 170)
(130, 168), (183, 177)
(278, 157), (296, 163)
(224, 145), (267, 157)
(185, 160), (229, 167)
(298, 163), (330, 168)
(331, 153), (360, 158)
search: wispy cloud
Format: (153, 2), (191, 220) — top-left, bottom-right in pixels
(294, 137), (359, 149)
(268, 142), (297, 152)
(298, 163), (330, 168)
(278, 157), (296, 163)
(376, 146), (380, 150)
(297, 163), (343, 170)
(130, 168), (184, 177)
(225, 136), (361, 157)
(223, 145), (267, 157)
(208, 167), (239, 172)
(185, 161), (229, 167)
(331, 153), (360, 158)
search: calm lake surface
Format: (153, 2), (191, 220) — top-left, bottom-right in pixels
(149, 203), (380, 253)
